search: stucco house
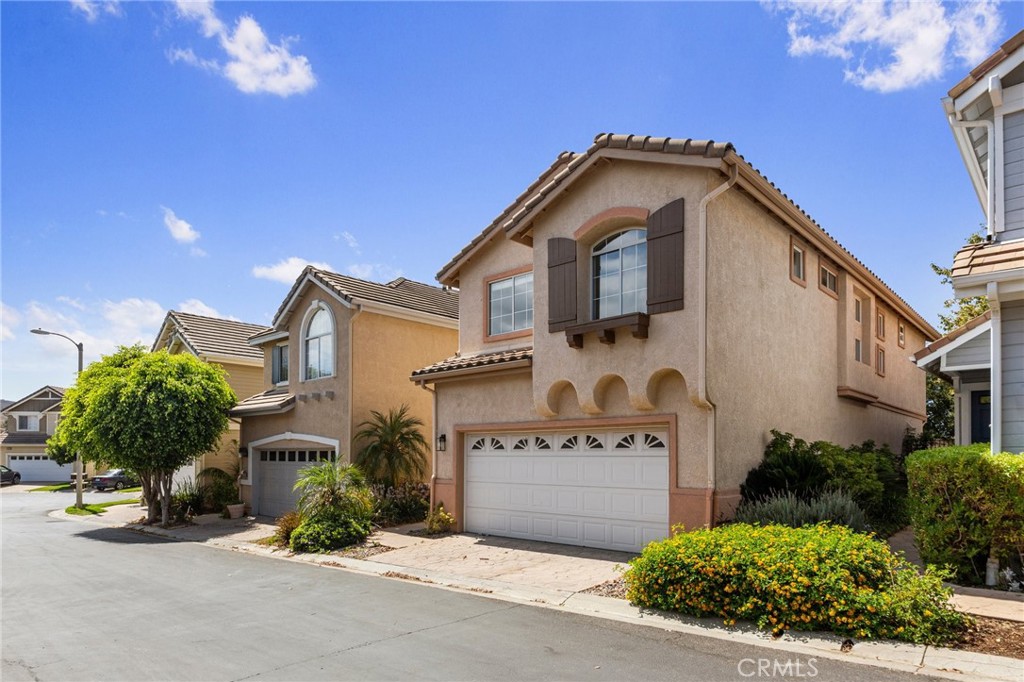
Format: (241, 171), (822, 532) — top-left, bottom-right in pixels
(152, 310), (270, 483)
(914, 30), (1024, 455)
(412, 132), (939, 553)
(234, 267), (459, 517)
(0, 386), (73, 481)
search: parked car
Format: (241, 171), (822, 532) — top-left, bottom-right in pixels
(92, 469), (136, 491)
(1, 465), (21, 486)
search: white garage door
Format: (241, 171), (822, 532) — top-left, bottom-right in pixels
(7, 454), (68, 482)
(465, 429), (670, 553)
(255, 449), (336, 518)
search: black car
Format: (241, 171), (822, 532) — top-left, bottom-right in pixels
(92, 469), (136, 491)
(1, 465), (21, 486)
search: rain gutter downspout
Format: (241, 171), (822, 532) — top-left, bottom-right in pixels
(947, 115), (995, 235)
(697, 162), (738, 526)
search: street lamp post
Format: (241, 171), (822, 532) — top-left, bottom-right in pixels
(31, 328), (84, 509)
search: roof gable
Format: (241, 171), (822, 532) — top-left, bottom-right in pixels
(914, 311), (992, 368)
(262, 267), (459, 337)
(153, 311), (269, 361)
(2, 386), (65, 414)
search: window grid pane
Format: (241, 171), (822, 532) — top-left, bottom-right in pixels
(488, 272), (533, 335)
(592, 230), (647, 319)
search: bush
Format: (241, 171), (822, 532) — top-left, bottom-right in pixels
(198, 467), (239, 512)
(741, 431), (908, 534)
(372, 482), (430, 527)
(907, 445), (1024, 584)
(289, 514), (372, 553)
(625, 523), (970, 645)
(293, 462), (374, 524)
(171, 479), (206, 521)
(274, 510), (303, 547)
(425, 503), (456, 535)
(733, 489), (870, 532)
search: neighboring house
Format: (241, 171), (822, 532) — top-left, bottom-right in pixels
(412, 132), (939, 553)
(916, 30), (1024, 454)
(234, 268), (459, 518)
(152, 311), (270, 484)
(0, 386), (71, 481)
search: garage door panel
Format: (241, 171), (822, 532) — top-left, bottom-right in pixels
(465, 430), (670, 552)
(8, 455), (67, 482)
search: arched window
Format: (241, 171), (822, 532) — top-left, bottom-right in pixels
(304, 307), (334, 380)
(592, 228), (647, 319)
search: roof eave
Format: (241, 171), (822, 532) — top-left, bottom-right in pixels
(412, 358), (532, 384)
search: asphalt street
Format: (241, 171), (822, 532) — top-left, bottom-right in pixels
(2, 489), (947, 682)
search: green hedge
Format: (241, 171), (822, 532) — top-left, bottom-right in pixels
(906, 445), (1024, 584)
(625, 524), (969, 645)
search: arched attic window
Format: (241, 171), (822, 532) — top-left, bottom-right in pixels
(592, 228), (647, 319)
(303, 304), (334, 380)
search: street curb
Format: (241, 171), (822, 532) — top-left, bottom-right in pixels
(58, 511), (1024, 682)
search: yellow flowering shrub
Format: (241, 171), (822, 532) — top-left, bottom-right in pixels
(625, 523), (969, 645)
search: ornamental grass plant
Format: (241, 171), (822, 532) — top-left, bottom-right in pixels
(625, 523), (969, 645)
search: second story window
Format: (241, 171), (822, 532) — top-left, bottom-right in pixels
(592, 229), (647, 319)
(898, 322), (906, 348)
(17, 415), (39, 431)
(819, 264), (838, 295)
(488, 272), (533, 336)
(272, 344), (289, 384)
(876, 311), (886, 340)
(304, 308), (334, 381)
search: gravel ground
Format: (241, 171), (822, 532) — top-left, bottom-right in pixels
(578, 577), (1024, 660)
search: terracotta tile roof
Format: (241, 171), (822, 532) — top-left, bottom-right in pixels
(412, 347), (533, 380)
(155, 311), (269, 360)
(437, 132), (938, 340)
(913, 310), (992, 362)
(951, 241), (1024, 278)
(229, 389), (295, 417)
(949, 30), (1024, 99)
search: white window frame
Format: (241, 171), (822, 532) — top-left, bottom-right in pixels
(898, 322), (906, 348)
(272, 343), (289, 385)
(854, 298), (862, 322)
(299, 301), (335, 382)
(819, 263), (838, 295)
(16, 414), (40, 432)
(591, 228), (648, 320)
(487, 271), (533, 337)
(854, 338), (863, 363)
(876, 345), (886, 377)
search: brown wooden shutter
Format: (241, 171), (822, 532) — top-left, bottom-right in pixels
(547, 237), (577, 331)
(646, 198), (685, 314)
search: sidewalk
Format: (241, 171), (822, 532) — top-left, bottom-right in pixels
(63, 502), (1023, 682)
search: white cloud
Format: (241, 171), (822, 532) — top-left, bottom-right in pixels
(56, 296), (86, 311)
(161, 205), (201, 244)
(102, 298), (166, 340)
(338, 231), (361, 253)
(1, 302), (21, 341)
(190, 246), (208, 258)
(177, 298), (237, 320)
(172, 1), (316, 97)
(346, 263), (404, 282)
(252, 256), (333, 284)
(769, 0), (1004, 93)
(70, 0), (122, 23)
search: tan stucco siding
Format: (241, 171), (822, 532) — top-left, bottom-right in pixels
(707, 187), (926, 490)
(350, 311), (457, 465)
(241, 288), (354, 462)
(456, 239), (533, 355)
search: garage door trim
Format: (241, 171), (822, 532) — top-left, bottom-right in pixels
(246, 432), (339, 517)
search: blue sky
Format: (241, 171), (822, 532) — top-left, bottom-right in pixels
(1, 1), (1017, 400)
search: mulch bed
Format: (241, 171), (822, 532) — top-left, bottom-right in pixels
(579, 576), (1024, 660)
(333, 541), (394, 560)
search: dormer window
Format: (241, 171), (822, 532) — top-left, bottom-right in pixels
(592, 229), (647, 320)
(303, 306), (334, 381)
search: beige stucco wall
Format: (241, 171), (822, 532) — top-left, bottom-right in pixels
(242, 287), (354, 461)
(350, 311), (457, 468)
(457, 236), (534, 355)
(706, 186), (927, 490)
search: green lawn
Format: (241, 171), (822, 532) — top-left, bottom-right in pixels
(30, 483), (73, 492)
(118, 486), (142, 494)
(65, 498), (141, 516)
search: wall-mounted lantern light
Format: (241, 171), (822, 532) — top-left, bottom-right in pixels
(436, 434), (447, 452)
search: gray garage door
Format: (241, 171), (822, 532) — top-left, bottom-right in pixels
(255, 449), (336, 518)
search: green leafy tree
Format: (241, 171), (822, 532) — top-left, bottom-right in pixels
(49, 346), (236, 525)
(931, 231), (989, 334)
(353, 405), (429, 488)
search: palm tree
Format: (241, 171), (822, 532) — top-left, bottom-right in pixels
(292, 461), (372, 521)
(354, 405), (429, 488)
